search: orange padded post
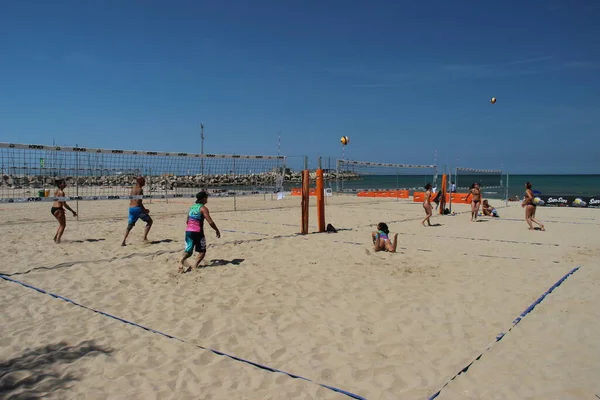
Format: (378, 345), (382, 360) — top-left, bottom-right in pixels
(316, 168), (325, 232)
(301, 169), (310, 235)
(439, 174), (448, 214)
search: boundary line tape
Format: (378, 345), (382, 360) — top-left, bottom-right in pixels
(427, 265), (581, 399)
(0, 274), (367, 400)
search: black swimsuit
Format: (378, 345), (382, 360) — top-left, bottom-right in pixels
(51, 206), (63, 216)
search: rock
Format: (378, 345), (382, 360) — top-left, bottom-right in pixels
(1, 170), (361, 193)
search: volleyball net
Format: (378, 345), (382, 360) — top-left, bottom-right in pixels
(453, 166), (508, 203)
(0, 142), (286, 204)
(335, 159), (438, 197)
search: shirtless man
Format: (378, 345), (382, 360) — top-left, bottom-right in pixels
(121, 176), (153, 246)
(464, 183), (481, 222)
(51, 179), (77, 243)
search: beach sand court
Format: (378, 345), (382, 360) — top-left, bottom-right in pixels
(1, 195), (599, 399)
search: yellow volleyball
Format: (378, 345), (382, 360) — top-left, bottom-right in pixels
(340, 136), (349, 145)
(490, 97), (497, 104)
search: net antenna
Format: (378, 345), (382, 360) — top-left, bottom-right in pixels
(432, 149), (438, 189)
(0, 142), (286, 210)
(335, 159), (437, 198)
(200, 123), (205, 175)
(454, 166), (508, 205)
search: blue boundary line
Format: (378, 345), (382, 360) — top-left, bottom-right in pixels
(221, 229), (269, 236)
(0, 274), (366, 400)
(427, 266), (581, 400)
(498, 217), (599, 226)
(334, 240), (432, 252)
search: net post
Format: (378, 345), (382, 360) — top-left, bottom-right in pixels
(448, 168), (453, 213)
(148, 168), (152, 204)
(233, 157), (237, 212)
(396, 167), (399, 201)
(316, 157), (325, 232)
(301, 156), (309, 235)
(164, 174), (168, 204)
(75, 143), (79, 221)
(301, 174), (309, 234)
(335, 159), (340, 194)
(439, 173), (447, 214)
(505, 172), (509, 206)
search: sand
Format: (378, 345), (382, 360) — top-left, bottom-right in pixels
(1, 194), (599, 399)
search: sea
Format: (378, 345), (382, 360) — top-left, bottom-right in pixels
(317, 174), (600, 199)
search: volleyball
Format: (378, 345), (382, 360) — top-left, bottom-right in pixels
(490, 97), (497, 104)
(533, 197), (544, 206)
(340, 136), (349, 145)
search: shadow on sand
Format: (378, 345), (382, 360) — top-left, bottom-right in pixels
(69, 238), (106, 243)
(206, 258), (245, 267)
(0, 341), (112, 399)
(149, 239), (175, 244)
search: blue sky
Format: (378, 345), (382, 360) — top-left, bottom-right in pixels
(1, 0), (599, 173)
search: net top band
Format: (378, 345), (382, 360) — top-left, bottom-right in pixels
(0, 142), (285, 161)
(338, 159), (436, 169)
(455, 167), (503, 173)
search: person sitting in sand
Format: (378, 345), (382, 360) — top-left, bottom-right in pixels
(179, 191), (221, 273)
(51, 179), (77, 243)
(508, 195), (520, 202)
(371, 222), (398, 252)
(481, 199), (499, 217)
(522, 182), (545, 231)
(121, 176), (153, 246)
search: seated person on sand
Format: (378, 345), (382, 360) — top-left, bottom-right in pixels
(508, 195), (520, 202)
(371, 222), (398, 253)
(481, 199), (499, 217)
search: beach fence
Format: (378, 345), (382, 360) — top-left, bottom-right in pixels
(0, 142), (295, 214)
(334, 158), (438, 200)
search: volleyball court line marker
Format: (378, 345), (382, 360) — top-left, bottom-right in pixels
(427, 266), (581, 400)
(1, 229), (352, 277)
(396, 231), (566, 248)
(354, 205), (509, 228)
(497, 217), (600, 226)
(221, 229), (269, 236)
(334, 240), (432, 252)
(0, 274), (366, 400)
(220, 218), (302, 228)
(335, 240), (559, 261)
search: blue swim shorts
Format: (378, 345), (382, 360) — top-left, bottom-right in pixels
(128, 206), (151, 227)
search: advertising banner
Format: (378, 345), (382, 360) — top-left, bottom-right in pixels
(534, 195), (600, 208)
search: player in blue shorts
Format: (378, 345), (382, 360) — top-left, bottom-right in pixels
(121, 176), (153, 246)
(179, 191), (221, 273)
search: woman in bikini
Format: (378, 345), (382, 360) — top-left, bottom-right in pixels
(371, 222), (398, 252)
(522, 182), (545, 231)
(422, 183), (433, 227)
(51, 179), (77, 243)
(464, 183), (482, 222)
